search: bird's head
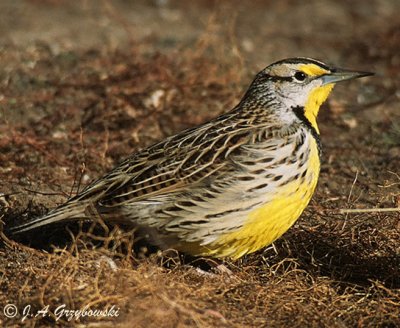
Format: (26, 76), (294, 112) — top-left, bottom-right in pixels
(247, 58), (373, 134)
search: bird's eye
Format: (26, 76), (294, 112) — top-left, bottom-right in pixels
(294, 71), (307, 82)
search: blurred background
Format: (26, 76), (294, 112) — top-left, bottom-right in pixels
(1, 0), (399, 69)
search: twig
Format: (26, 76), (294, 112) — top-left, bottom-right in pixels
(23, 188), (64, 196)
(347, 170), (358, 203)
(339, 207), (400, 214)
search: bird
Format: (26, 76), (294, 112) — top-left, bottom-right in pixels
(9, 58), (373, 259)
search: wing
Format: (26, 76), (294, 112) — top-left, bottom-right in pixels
(74, 111), (258, 208)
(9, 108), (284, 236)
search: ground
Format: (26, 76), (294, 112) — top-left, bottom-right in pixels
(0, 0), (399, 327)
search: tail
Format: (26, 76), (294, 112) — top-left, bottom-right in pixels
(8, 201), (92, 235)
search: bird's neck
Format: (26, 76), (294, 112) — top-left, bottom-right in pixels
(303, 84), (335, 134)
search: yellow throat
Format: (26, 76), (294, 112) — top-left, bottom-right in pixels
(300, 64), (335, 134)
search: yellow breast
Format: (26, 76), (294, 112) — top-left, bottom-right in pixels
(208, 135), (321, 259)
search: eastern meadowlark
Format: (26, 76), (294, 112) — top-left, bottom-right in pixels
(9, 58), (373, 259)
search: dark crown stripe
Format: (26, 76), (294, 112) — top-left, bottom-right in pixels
(271, 58), (331, 71)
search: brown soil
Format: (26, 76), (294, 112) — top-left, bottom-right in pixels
(0, 1), (399, 327)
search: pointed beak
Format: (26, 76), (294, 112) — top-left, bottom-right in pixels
(320, 69), (374, 85)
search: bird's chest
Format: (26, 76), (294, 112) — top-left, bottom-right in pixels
(240, 129), (320, 199)
(191, 129), (321, 259)
(227, 130), (321, 252)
